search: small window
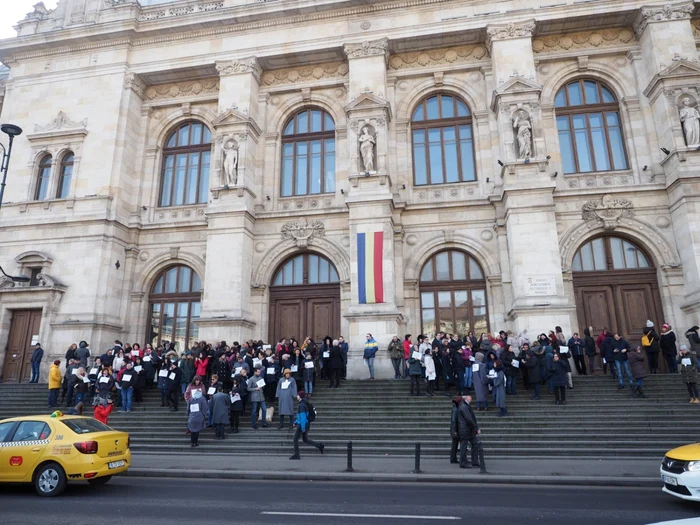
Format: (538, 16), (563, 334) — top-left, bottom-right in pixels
(160, 121), (211, 207)
(57, 152), (74, 199)
(35, 155), (52, 201)
(0, 422), (16, 442)
(29, 268), (42, 287)
(60, 418), (111, 434)
(12, 421), (51, 442)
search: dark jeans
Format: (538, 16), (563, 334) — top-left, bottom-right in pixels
(167, 388), (179, 410)
(30, 362), (41, 383)
(391, 358), (402, 378)
(587, 355), (596, 373)
(251, 400), (268, 427)
(450, 437), (460, 462)
(455, 370), (465, 394)
(293, 424), (322, 457)
(48, 388), (59, 407)
(190, 431), (199, 445)
(330, 368), (342, 388)
(664, 353), (678, 373)
(645, 350), (659, 372)
(230, 411), (240, 430)
(65, 383), (75, 406)
(530, 383), (540, 398)
(686, 383), (699, 398)
(506, 376), (516, 395)
(572, 354), (587, 375)
(410, 375), (421, 395)
(554, 385), (566, 403)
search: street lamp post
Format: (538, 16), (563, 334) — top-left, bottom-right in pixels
(0, 123), (24, 211)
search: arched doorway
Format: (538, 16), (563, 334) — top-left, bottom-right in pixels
(572, 235), (663, 341)
(147, 265), (202, 352)
(269, 253), (341, 343)
(419, 250), (489, 338)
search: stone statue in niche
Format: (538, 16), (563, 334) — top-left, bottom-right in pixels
(358, 126), (376, 172)
(223, 139), (239, 185)
(680, 98), (700, 146)
(513, 110), (532, 159)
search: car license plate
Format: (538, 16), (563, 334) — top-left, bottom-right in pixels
(662, 475), (678, 486)
(108, 460), (125, 469)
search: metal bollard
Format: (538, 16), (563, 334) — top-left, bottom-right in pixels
(412, 442), (422, 474)
(345, 441), (354, 472)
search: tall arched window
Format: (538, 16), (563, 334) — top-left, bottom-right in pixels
(280, 108), (335, 197)
(35, 154), (52, 201)
(572, 236), (650, 272)
(148, 265), (202, 351)
(555, 79), (629, 174)
(419, 250), (487, 337)
(56, 152), (74, 199)
(159, 121), (211, 207)
(411, 94), (476, 186)
(272, 253), (340, 286)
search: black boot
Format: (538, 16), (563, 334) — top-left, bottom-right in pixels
(637, 387), (646, 398)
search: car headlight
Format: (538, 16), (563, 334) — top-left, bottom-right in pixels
(686, 461), (700, 472)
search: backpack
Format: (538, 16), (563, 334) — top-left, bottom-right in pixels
(307, 401), (317, 422)
(641, 333), (651, 347)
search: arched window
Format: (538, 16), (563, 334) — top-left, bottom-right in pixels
(159, 121), (211, 207)
(148, 265), (202, 351)
(555, 79), (629, 174)
(419, 250), (487, 337)
(35, 154), (52, 201)
(411, 94), (476, 186)
(280, 108), (335, 197)
(56, 152), (74, 199)
(272, 253), (339, 286)
(572, 236), (651, 272)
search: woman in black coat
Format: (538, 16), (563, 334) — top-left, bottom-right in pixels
(441, 349), (455, 396)
(660, 324), (678, 373)
(449, 397), (461, 464)
(642, 322), (661, 374)
(583, 328), (597, 373)
(550, 354), (570, 405)
(133, 357), (147, 403)
(523, 349), (542, 400)
(329, 342), (344, 388)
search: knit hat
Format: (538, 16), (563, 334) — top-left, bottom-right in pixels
(681, 344), (689, 351)
(662, 323), (670, 330)
(298, 391), (306, 399)
(283, 368), (291, 375)
(53, 360), (61, 366)
(646, 320), (654, 328)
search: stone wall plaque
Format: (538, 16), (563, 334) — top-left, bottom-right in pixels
(524, 275), (556, 296)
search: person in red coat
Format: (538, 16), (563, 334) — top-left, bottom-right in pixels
(94, 399), (114, 425)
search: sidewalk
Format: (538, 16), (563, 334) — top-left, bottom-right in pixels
(126, 453), (662, 487)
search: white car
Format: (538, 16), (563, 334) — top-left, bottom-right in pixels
(660, 443), (700, 502)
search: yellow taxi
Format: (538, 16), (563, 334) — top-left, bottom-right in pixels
(0, 413), (130, 496)
(661, 443), (700, 502)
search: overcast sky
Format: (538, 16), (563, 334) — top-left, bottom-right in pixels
(1, 1), (59, 40)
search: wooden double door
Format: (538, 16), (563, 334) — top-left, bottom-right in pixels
(269, 284), (340, 344)
(2, 310), (42, 383)
(573, 269), (663, 344)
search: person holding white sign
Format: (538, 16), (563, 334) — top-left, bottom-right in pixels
(247, 367), (269, 429)
(118, 362), (136, 413)
(612, 333), (635, 392)
(72, 367), (90, 406)
(303, 355), (316, 394)
(187, 389), (208, 447)
(276, 368), (298, 428)
(229, 377), (245, 433)
(408, 351), (424, 396)
(96, 368), (115, 400)
(678, 345), (699, 403)
(165, 362), (183, 411)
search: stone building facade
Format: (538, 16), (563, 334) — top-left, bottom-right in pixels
(0, 0), (698, 380)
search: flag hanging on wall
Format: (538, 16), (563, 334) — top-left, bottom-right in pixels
(357, 231), (384, 304)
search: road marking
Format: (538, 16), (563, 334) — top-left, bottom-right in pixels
(261, 512), (461, 520)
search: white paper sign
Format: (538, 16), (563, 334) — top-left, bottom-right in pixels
(412, 351), (422, 360)
(231, 393), (241, 403)
(263, 345), (271, 350)
(190, 403), (200, 413)
(99, 376), (110, 384)
(134, 365), (143, 373)
(559, 347), (569, 354)
(122, 374), (132, 382)
(682, 358), (692, 366)
(524, 275), (556, 296)
(323, 352), (330, 358)
(253, 358), (262, 367)
(291, 365), (298, 373)
(168, 372), (176, 380)
(266, 367), (276, 375)
(158, 370), (168, 377)
(472, 363), (480, 372)
(143, 356), (152, 362)
(603, 358), (607, 364)
(31, 335), (39, 346)
(89, 368), (98, 375)
(470, 356), (476, 362)
(304, 361), (315, 369)
(233, 369), (241, 376)
(207, 387), (216, 395)
(281, 380), (291, 390)
(82, 376), (90, 383)
(257, 379), (266, 388)
(511, 360), (520, 369)
(488, 370), (497, 378)
(72, 369), (78, 375)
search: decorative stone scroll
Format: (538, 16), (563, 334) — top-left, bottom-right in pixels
(34, 111), (87, 133)
(388, 44), (489, 70)
(281, 218), (325, 247)
(344, 38), (389, 61)
(633, 2), (695, 38)
(582, 194), (634, 230)
(144, 79), (219, 101)
(532, 28), (635, 54)
(216, 58), (262, 81)
(261, 62), (348, 86)
(486, 20), (536, 48)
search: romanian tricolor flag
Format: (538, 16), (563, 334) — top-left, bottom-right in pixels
(357, 231), (384, 304)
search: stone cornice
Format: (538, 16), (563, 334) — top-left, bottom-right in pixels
(633, 1), (695, 38)
(216, 58), (263, 82)
(124, 72), (146, 98)
(486, 19), (536, 49)
(343, 38), (389, 62)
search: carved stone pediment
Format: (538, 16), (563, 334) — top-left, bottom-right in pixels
(33, 111), (87, 133)
(582, 194), (634, 230)
(0, 271), (65, 290)
(345, 92), (392, 121)
(280, 218), (325, 247)
(212, 106), (262, 136)
(490, 76), (542, 111)
(644, 58), (700, 101)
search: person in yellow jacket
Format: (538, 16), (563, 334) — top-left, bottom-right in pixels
(48, 360), (62, 408)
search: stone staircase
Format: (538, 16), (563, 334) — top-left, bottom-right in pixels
(0, 375), (695, 459)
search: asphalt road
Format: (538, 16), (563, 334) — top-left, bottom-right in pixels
(0, 477), (697, 525)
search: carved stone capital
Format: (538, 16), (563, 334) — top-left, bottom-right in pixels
(124, 73), (146, 98)
(633, 2), (695, 38)
(343, 38), (389, 62)
(216, 58), (262, 82)
(486, 20), (536, 49)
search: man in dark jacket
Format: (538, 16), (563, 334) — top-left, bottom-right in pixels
(166, 362), (182, 411)
(338, 336), (349, 379)
(457, 395), (486, 472)
(30, 343), (44, 383)
(583, 328), (597, 374)
(75, 341), (91, 368)
(600, 332), (617, 379)
(567, 333), (587, 376)
(550, 354), (570, 405)
(523, 348), (542, 399)
(642, 320), (661, 374)
(142, 348), (160, 390)
(501, 347), (518, 395)
(328, 341), (344, 388)
(449, 397), (461, 464)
